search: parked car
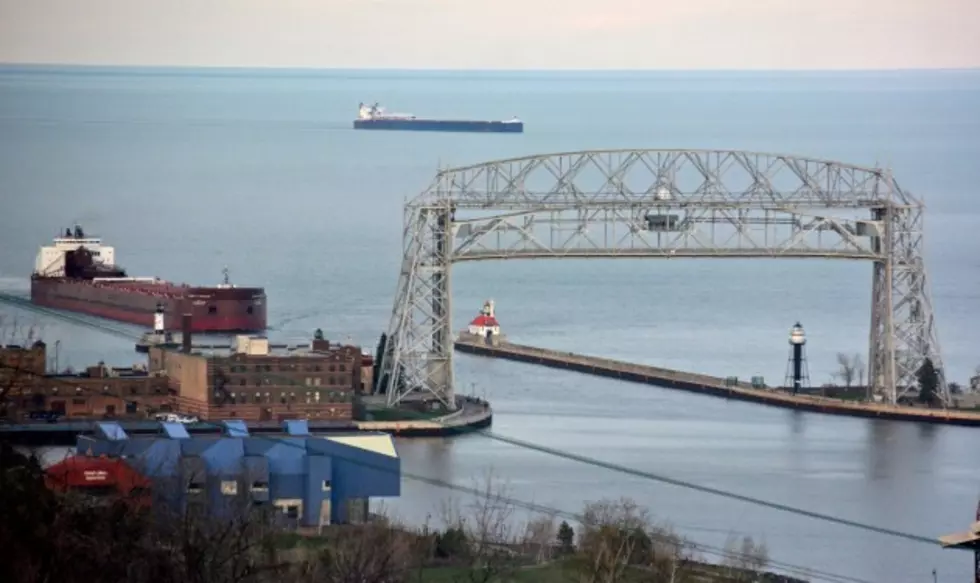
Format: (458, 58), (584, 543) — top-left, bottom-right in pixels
(28, 411), (63, 423)
(152, 413), (199, 424)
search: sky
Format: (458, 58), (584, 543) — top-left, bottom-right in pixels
(0, 0), (978, 70)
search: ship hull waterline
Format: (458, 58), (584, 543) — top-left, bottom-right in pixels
(30, 278), (267, 334)
(353, 119), (524, 133)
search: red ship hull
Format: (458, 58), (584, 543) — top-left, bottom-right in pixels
(30, 277), (267, 333)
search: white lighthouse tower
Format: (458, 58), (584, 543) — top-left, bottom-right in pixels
(153, 303), (165, 334)
(784, 322), (810, 394)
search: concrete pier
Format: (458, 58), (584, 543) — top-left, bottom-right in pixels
(0, 396), (493, 446)
(454, 339), (980, 427)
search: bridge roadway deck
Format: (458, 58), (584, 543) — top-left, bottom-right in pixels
(453, 339), (980, 427)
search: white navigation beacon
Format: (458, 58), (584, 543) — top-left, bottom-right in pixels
(153, 303), (165, 333)
(789, 322), (806, 345)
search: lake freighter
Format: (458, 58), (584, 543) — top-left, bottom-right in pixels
(30, 225), (266, 333)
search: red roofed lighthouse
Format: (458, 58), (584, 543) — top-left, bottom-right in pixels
(462, 300), (505, 346)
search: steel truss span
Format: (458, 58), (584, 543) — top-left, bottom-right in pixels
(379, 149), (946, 408)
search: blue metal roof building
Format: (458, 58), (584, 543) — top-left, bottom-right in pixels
(75, 420), (400, 527)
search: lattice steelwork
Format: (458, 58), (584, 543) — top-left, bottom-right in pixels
(379, 149), (946, 408)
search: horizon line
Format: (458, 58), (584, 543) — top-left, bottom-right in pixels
(1, 62), (978, 75)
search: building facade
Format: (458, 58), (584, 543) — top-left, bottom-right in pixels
(149, 332), (364, 422)
(2, 341), (172, 420)
(0, 342), (47, 414)
(73, 419), (400, 527)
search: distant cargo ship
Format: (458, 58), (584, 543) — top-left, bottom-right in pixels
(353, 102), (524, 133)
(30, 225), (267, 333)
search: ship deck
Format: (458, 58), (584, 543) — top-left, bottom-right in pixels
(90, 279), (190, 297)
(39, 278), (260, 298)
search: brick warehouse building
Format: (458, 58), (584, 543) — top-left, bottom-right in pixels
(1, 341), (171, 420)
(149, 331), (367, 422)
(0, 341), (46, 402)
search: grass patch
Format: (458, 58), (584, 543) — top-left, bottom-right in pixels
(418, 561), (570, 583)
(274, 532), (330, 550)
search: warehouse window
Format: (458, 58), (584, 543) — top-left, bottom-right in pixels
(221, 481), (238, 496)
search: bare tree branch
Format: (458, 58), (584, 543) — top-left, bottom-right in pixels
(436, 469), (527, 583)
(720, 533), (770, 582)
(834, 352), (864, 388)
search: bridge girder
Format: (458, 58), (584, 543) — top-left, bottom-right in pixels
(379, 149), (946, 408)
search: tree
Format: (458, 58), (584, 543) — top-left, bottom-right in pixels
(917, 358), (939, 407)
(521, 513), (557, 564)
(0, 443), (288, 583)
(0, 320), (43, 418)
(3, 450), (803, 583)
(371, 333), (386, 393)
(834, 352), (864, 388)
(372, 333), (409, 396)
(299, 519), (416, 583)
(153, 486), (286, 583)
(0, 443), (168, 583)
(556, 520), (575, 556)
(721, 534), (769, 582)
(571, 497), (690, 583)
(438, 471), (525, 583)
(434, 526), (468, 559)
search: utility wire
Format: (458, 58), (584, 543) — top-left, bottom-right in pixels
(0, 300), (944, 546)
(0, 362), (875, 583)
(471, 429), (940, 546)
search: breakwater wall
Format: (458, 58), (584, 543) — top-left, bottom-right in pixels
(454, 340), (980, 427)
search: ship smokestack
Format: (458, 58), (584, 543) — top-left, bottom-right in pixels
(181, 313), (192, 353)
(154, 303), (165, 334)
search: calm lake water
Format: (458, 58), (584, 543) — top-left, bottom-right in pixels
(1, 67), (978, 582)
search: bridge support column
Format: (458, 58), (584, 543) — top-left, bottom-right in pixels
(380, 197), (457, 410)
(429, 207), (455, 407)
(867, 185), (948, 406)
